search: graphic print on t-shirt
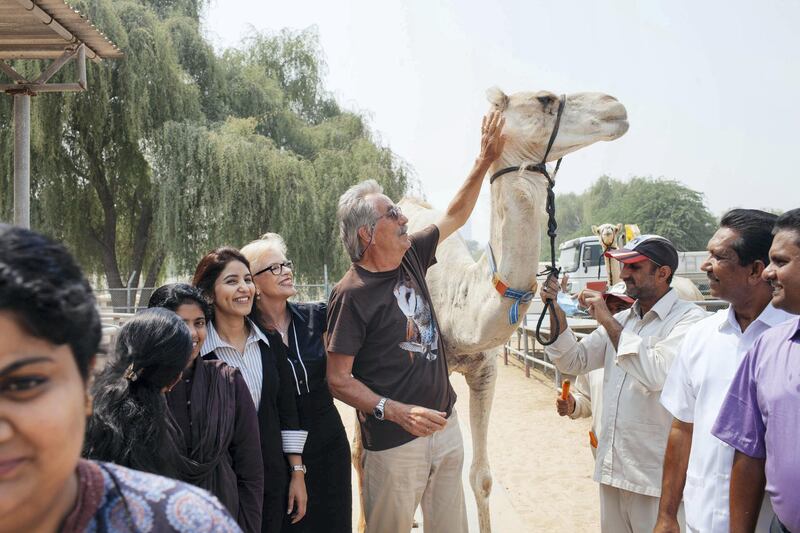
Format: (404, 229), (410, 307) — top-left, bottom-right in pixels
(393, 270), (439, 362)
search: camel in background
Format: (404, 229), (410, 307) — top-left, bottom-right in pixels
(591, 222), (705, 301)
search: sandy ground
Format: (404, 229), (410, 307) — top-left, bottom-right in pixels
(338, 354), (600, 532)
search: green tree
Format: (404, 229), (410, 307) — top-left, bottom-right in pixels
(0, 0), (202, 307)
(545, 176), (716, 252)
(0, 2), (408, 309)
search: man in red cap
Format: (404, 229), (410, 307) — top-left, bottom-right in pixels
(541, 234), (708, 533)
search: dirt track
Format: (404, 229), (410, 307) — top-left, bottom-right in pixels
(339, 355), (600, 532)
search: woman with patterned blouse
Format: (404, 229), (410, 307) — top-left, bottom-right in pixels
(0, 224), (239, 533)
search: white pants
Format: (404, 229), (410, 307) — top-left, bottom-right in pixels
(362, 410), (467, 533)
(599, 484), (675, 533)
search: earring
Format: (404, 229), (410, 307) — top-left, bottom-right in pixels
(84, 390), (93, 416)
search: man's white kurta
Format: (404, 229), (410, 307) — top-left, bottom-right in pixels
(660, 304), (793, 532)
(546, 289), (708, 496)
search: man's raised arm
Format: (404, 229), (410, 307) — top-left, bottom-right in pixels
(436, 111), (506, 243)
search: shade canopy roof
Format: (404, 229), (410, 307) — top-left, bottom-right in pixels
(0, 0), (122, 61)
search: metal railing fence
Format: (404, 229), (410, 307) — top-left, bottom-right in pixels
(94, 265), (332, 314)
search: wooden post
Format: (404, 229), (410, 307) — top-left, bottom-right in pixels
(13, 92), (30, 228)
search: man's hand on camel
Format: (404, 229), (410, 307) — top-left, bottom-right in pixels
(555, 393), (576, 417)
(385, 400), (447, 437)
(478, 110), (506, 164)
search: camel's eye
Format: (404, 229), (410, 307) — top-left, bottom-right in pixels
(537, 94), (554, 109)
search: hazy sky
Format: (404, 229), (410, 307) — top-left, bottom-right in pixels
(204, 0), (799, 243)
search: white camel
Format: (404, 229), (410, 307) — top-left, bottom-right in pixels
(591, 222), (705, 301)
(592, 222), (624, 287)
(393, 87), (629, 532)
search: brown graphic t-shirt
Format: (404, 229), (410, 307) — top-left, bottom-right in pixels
(326, 224), (457, 451)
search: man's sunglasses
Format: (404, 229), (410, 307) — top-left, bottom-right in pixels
(379, 204), (403, 222)
(254, 260), (294, 277)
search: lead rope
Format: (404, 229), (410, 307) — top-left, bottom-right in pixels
(535, 165), (562, 346)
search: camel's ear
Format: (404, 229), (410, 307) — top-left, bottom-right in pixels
(615, 223), (623, 233)
(591, 225), (599, 235)
(486, 87), (509, 111)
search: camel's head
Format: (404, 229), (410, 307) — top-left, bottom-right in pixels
(486, 87), (628, 165)
(591, 223), (623, 250)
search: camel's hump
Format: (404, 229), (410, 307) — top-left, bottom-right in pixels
(399, 196), (433, 209)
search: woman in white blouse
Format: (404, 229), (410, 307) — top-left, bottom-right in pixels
(193, 246), (308, 532)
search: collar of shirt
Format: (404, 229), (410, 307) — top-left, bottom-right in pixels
(791, 315), (800, 341)
(629, 287), (679, 321)
(720, 303), (792, 335)
(201, 318), (269, 356)
(288, 302), (307, 325)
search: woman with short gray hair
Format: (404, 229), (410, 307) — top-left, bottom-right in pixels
(241, 234), (351, 533)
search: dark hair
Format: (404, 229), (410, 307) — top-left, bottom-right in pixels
(147, 283), (212, 322)
(773, 208), (800, 246)
(720, 209), (778, 266)
(0, 224), (100, 380)
(192, 247), (251, 305)
(84, 308), (191, 477)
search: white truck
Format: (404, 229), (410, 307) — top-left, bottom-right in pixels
(555, 236), (709, 296)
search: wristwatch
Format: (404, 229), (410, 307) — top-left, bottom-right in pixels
(373, 397), (388, 421)
(290, 464), (307, 474)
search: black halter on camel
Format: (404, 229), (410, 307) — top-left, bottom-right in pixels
(488, 94), (566, 346)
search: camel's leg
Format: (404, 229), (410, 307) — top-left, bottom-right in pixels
(352, 414), (367, 533)
(464, 352), (498, 533)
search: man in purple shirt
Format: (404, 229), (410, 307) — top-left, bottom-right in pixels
(712, 208), (800, 533)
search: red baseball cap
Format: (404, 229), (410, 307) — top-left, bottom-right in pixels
(605, 234), (679, 273)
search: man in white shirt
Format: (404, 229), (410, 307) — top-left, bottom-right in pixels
(655, 209), (793, 533)
(556, 281), (633, 458)
(541, 235), (707, 533)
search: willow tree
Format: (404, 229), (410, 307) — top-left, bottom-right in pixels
(0, 3), (409, 302)
(151, 116), (409, 281)
(0, 0), (202, 304)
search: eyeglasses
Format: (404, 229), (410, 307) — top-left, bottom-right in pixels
(380, 204), (403, 222)
(254, 260), (294, 277)
(356, 204), (405, 261)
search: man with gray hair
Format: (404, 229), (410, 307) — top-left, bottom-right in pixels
(326, 111), (505, 533)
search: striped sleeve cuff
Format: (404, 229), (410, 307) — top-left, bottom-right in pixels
(281, 430), (308, 454)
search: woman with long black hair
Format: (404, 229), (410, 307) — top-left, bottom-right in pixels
(84, 308), (194, 478)
(148, 283), (264, 532)
(193, 247), (307, 533)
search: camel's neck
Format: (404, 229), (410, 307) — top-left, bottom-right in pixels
(487, 165), (546, 292)
(604, 253), (621, 285)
